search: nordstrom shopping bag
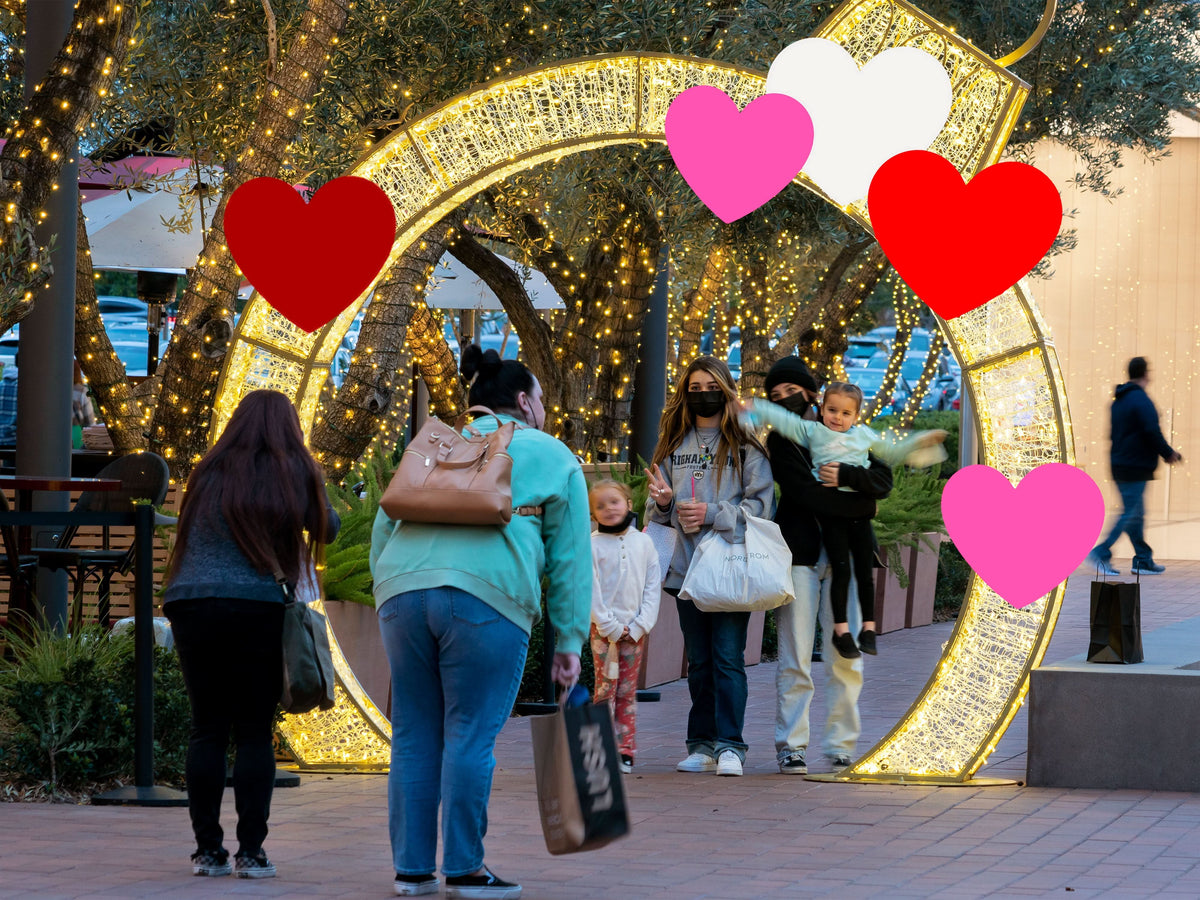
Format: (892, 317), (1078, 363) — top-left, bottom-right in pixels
(1087, 579), (1143, 664)
(530, 700), (629, 854)
(678, 515), (794, 612)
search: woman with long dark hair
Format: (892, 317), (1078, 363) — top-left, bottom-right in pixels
(371, 346), (591, 899)
(646, 356), (774, 777)
(164, 389), (339, 880)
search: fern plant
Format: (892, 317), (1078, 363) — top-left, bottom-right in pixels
(321, 447), (394, 608)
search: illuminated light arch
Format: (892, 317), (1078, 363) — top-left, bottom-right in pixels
(213, 0), (1074, 782)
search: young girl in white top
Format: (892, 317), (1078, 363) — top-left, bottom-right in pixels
(742, 383), (946, 658)
(590, 479), (661, 774)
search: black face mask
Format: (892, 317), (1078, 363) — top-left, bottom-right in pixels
(686, 391), (725, 419)
(775, 393), (811, 418)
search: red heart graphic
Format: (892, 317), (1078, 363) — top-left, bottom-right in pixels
(224, 176), (397, 332)
(867, 150), (1062, 319)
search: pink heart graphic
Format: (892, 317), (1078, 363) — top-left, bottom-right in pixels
(941, 464), (1105, 609)
(665, 85), (814, 223)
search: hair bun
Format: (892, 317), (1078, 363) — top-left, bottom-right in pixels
(460, 344), (504, 385)
(479, 348), (503, 374)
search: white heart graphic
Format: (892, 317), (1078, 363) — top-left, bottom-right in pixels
(765, 38), (952, 207)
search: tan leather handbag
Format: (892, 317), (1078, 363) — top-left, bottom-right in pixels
(381, 406), (525, 525)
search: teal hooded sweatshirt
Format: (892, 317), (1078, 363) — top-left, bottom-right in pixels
(369, 413), (592, 653)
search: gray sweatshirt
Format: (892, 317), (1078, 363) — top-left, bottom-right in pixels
(649, 427), (776, 591)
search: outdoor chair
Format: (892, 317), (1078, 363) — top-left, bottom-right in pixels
(0, 490), (39, 611)
(34, 452), (172, 628)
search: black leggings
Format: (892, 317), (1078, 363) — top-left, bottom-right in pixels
(817, 515), (876, 626)
(166, 597), (284, 856)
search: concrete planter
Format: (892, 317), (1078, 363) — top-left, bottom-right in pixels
(905, 532), (943, 629)
(639, 589), (687, 688)
(874, 552), (909, 634)
(323, 599), (391, 717)
(639, 595), (767, 687)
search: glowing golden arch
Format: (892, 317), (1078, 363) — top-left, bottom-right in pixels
(215, 1), (1073, 782)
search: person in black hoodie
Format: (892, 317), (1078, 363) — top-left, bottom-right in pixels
(1087, 357), (1182, 576)
(760, 357), (893, 775)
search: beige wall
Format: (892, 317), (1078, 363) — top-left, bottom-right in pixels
(1026, 125), (1199, 560)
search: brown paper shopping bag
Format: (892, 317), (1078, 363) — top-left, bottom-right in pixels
(530, 698), (629, 854)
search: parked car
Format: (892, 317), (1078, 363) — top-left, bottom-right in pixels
(844, 335), (887, 369)
(97, 296), (148, 319)
(845, 367), (914, 414)
(110, 340), (150, 377)
(864, 325), (935, 355)
(726, 340), (741, 380)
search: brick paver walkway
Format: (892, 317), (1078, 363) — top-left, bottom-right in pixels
(3, 558), (1200, 898)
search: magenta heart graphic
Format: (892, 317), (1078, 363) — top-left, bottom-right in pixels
(665, 85), (814, 223)
(941, 464), (1105, 609)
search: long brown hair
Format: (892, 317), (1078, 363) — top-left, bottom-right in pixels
(167, 390), (329, 588)
(651, 355), (763, 489)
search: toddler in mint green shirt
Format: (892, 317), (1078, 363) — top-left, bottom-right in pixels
(740, 382), (946, 659)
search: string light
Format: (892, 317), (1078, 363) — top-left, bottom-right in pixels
(216, 2), (1071, 779)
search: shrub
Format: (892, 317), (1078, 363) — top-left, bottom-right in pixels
(0, 624), (131, 790)
(935, 540), (972, 619)
(0, 624), (192, 792)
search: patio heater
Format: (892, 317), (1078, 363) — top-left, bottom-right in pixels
(136, 271), (177, 377)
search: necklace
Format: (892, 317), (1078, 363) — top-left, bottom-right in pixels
(696, 428), (718, 470)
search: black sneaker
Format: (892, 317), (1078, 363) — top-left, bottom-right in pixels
(857, 629), (878, 655)
(829, 754), (852, 771)
(831, 631), (861, 659)
(191, 848), (232, 877)
(778, 751), (807, 775)
(234, 850), (276, 879)
(445, 867), (522, 899)
(619, 754), (633, 774)
(395, 872), (439, 896)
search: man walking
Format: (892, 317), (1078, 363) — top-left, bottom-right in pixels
(1088, 357), (1182, 575)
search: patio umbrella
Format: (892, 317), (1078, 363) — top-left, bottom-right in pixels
(425, 251), (566, 311)
(82, 167), (221, 273)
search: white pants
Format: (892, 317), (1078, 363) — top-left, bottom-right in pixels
(774, 552), (864, 761)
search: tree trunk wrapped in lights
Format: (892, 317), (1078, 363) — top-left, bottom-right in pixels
(865, 308), (915, 422)
(774, 238), (875, 367)
(896, 330), (947, 427)
(589, 205), (661, 460)
(794, 243), (889, 381)
(0, 0), (136, 331)
(735, 256), (771, 394)
(675, 241), (728, 376)
(149, 0), (352, 476)
(73, 203), (146, 453)
(448, 229), (557, 396)
(310, 210), (462, 477)
(487, 195), (661, 458)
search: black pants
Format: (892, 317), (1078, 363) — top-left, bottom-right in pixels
(166, 597), (284, 856)
(817, 515), (876, 626)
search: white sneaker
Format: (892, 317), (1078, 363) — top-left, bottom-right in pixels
(716, 750), (743, 776)
(676, 751), (716, 773)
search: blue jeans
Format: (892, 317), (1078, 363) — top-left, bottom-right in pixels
(1094, 479), (1154, 565)
(775, 554), (863, 762)
(378, 587), (529, 877)
(675, 597), (750, 762)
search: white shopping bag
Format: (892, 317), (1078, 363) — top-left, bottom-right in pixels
(678, 515), (794, 612)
